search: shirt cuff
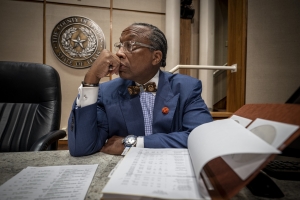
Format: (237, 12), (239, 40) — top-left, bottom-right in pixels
(136, 136), (144, 148)
(76, 84), (99, 108)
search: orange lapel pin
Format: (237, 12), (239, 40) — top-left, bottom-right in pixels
(162, 107), (169, 114)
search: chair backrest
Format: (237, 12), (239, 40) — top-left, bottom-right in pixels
(0, 61), (62, 151)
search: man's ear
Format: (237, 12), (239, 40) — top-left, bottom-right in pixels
(152, 50), (162, 66)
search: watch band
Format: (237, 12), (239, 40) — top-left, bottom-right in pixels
(81, 81), (99, 87)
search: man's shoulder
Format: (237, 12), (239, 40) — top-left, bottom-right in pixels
(161, 71), (200, 85)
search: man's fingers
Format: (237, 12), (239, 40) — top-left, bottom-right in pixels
(103, 52), (119, 76)
(110, 54), (120, 75)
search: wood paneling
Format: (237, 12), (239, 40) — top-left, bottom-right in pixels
(179, 18), (191, 75)
(58, 140), (69, 150)
(211, 111), (232, 120)
(227, 0), (247, 112)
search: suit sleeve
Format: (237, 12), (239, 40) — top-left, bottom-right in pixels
(143, 80), (213, 148)
(68, 94), (109, 157)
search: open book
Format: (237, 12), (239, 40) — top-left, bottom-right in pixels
(101, 117), (299, 200)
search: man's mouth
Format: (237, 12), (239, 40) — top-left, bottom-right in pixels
(119, 63), (127, 71)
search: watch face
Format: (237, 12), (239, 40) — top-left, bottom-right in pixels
(127, 137), (135, 144)
(124, 135), (137, 147)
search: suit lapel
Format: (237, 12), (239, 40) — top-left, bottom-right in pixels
(118, 81), (145, 136)
(153, 71), (179, 133)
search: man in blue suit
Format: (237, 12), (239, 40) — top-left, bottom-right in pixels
(68, 23), (212, 156)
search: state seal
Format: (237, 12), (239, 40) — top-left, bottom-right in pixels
(51, 16), (105, 69)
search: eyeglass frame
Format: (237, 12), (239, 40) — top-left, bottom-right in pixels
(114, 40), (156, 53)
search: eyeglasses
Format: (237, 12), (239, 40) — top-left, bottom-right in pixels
(114, 40), (156, 53)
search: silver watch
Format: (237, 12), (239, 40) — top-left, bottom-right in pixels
(122, 135), (137, 147)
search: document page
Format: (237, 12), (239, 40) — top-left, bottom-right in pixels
(222, 118), (299, 180)
(230, 114), (252, 127)
(188, 118), (280, 181)
(102, 148), (206, 200)
(0, 164), (98, 200)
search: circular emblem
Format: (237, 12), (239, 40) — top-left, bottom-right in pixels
(51, 16), (105, 69)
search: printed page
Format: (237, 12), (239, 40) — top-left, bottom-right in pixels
(0, 164), (98, 200)
(188, 118), (280, 181)
(222, 118), (299, 180)
(230, 114), (252, 127)
(102, 148), (207, 200)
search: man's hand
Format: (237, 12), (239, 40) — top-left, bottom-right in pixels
(84, 49), (120, 84)
(100, 135), (125, 155)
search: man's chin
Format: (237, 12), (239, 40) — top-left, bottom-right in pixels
(119, 72), (128, 79)
(119, 72), (134, 81)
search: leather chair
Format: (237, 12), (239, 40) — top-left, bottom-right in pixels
(0, 61), (66, 151)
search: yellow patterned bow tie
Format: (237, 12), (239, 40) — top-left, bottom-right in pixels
(128, 82), (157, 95)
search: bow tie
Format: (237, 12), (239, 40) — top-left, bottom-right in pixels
(128, 82), (157, 95)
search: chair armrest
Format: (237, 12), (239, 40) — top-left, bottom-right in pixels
(30, 130), (67, 151)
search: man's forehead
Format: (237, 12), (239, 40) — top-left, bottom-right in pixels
(120, 25), (151, 40)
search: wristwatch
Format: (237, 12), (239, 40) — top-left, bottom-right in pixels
(122, 135), (137, 147)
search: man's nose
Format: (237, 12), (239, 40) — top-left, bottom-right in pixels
(116, 48), (126, 58)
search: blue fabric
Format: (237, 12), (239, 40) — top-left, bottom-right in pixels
(140, 92), (155, 136)
(68, 70), (213, 157)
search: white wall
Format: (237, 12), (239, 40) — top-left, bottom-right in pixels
(0, 1), (43, 63)
(0, 0), (166, 131)
(246, 0), (300, 104)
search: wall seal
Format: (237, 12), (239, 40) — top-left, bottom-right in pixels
(51, 16), (105, 69)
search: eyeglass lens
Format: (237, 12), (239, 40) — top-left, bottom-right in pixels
(114, 41), (132, 53)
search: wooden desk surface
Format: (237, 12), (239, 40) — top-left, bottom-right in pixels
(0, 150), (299, 200)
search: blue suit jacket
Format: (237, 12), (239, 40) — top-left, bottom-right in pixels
(68, 71), (212, 156)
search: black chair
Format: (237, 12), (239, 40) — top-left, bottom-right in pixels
(0, 61), (66, 151)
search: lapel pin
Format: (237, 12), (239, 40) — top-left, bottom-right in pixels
(162, 107), (169, 114)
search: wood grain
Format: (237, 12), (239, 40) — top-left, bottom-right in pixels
(227, 0), (247, 112)
(179, 18), (191, 75)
